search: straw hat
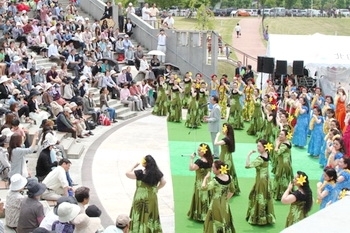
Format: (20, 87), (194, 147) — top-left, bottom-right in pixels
(72, 214), (101, 233)
(44, 83), (53, 91)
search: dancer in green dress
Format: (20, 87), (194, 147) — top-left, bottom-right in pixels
(182, 72), (192, 108)
(218, 78), (230, 119)
(257, 104), (277, 143)
(273, 129), (293, 201)
(188, 143), (214, 221)
(198, 82), (209, 121)
(202, 160), (235, 233)
(214, 123), (240, 195)
(245, 139), (276, 226)
(281, 171), (313, 227)
(227, 82), (244, 130)
(247, 88), (263, 135)
(185, 84), (201, 128)
(126, 155), (166, 233)
(152, 75), (168, 116)
(167, 78), (183, 122)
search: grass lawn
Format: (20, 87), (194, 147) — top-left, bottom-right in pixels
(263, 17), (350, 35)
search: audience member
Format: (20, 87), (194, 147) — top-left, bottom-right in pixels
(104, 214), (131, 233)
(75, 186), (90, 213)
(52, 202), (80, 232)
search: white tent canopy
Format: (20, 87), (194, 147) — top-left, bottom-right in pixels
(267, 33), (350, 69)
(266, 33), (350, 96)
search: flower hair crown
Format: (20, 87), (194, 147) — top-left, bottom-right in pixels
(141, 157), (146, 167)
(199, 144), (208, 154)
(287, 131), (293, 140)
(219, 165), (228, 174)
(264, 142), (273, 152)
(296, 175), (307, 186)
(222, 124), (228, 134)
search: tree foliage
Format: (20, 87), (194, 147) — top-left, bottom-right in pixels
(285, 0), (298, 8)
(301, 0), (312, 8)
(196, 4), (215, 30)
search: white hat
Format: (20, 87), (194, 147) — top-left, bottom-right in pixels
(85, 17), (89, 21)
(13, 56), (21, 62)
(30, 52), (37, 58)
(116, 214), (131, 228)
(42, 136), (58, 149)
(44, 83), (53, 91)
(110, 70), (117, 75)
(22, 10), (26, 14)
(128, 2), (133, 6)
(12, 89), (21, 95)
(64, 107), (72, 113)
(124, 34), (129, 38)
(1, 128), (13, 138)
(69, 102), (77, 108)
(80, 75), (87, 81)
(35, 85), (43, 91)
(121, 66), (127, 71)
(57, 202), (80, 222)
(0, 75), (9, 84)
(72, 214), (101, 233)
(9, 174), (27, 191)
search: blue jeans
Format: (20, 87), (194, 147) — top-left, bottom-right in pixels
(107, 107), (116, 120)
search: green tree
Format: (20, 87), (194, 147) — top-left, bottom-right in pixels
(301, 0), (312, 8)
(336, 0), (345, 8)
(285, 0), (298, 8)
(195, 4), (215, 30)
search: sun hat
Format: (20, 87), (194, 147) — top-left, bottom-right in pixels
(124, 34), (129, 38)
(128, 2), (132, 6)
(69, 102), (77, 108)
(9, 174), (27, 191)
(42, 136), (58, 149)
(0, 75), (9, 84)
(72, 214), (101, 233)
(110, 70), (117, 76)
(44, 83), (53, 91)
(80, 75), (87, 81)
(53, 196), (78, 215)
(1, 128), (13, 139)
(85, 205), (102, 217)
(27, 180), (46, 197)
(64, 107), (72, 113)
(35, 85), (44, 91)
(12, 89), (21, 95)
(116, 214), (131, 228)
(13, 56), (21, 62)
(57, 202), (81, 222)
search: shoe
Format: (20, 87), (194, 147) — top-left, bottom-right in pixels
(88, 131), (94, 136)
(78, 135), (84, 138)
(71, 183), (79, 186)
(113, 119), (118, 123)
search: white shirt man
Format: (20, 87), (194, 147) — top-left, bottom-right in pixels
(83, 61), (93, 80)
(163, 15), (174, 29)
(234, 23), (241, 38)
(126, 3), (135, 19)
(48, 39), (60, 58)
(139, 57), (150, 79)
(157, 29), (167, 63)
(41, 159), (72, 201)
(142, 3), (150, 22)
(149, 4), (159, 28)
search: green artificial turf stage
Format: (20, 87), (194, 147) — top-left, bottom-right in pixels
(168, 121), (321, 233)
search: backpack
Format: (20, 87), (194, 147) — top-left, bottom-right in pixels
(99, 114), (111, 126)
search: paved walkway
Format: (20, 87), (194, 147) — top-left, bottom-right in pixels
(232, 17), (267, 69)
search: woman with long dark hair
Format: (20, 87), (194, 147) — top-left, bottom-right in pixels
(201, 160), (235, 232)
(185, 83), (201, 128)
(245, 139), (275, 225)
(281, 171), (313, 227)
(187, 143), (213, 221)
(8, 132), (39, 179)
(152, 75), (168, 116)
(273, 129), (293, 201)
(327, 137), (345, 168)
(317, 168), (338, 209)
(126, 155), (166, 233)
(335, 157), (350, 199)
(215, 123), (240, 195)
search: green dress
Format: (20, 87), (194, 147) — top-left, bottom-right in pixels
(167, 87), (182, 122)
(152, 83), (168, 116)
(185, 94), (201, 128)
(187, 159), (212, 221)
(285, 190), (307, 227)
(246, 156), (276, 225)
(247, 99), (263, 135)
(182, 79), (192, 108)
(219, 138), (240, 195)
(227, 92), (244, 130)
(272, 142), (293, 200)
(257, 115), (276, 143)
(202, 176), (236, 233)
(129, 170), (162, 233)
(198, 89), (208, 121)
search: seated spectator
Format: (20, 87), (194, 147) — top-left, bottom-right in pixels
(129, 81), (145, 111)
(17, 180), (46, 233)
(46, 64), (62, 84)
(27, 89), (50, 125)
(120, 83), (136, 111)
(75, 186), (90, 213)
(9, 96), (31, 123)
(85, 205), (102, 218)
(56, 107), (77, 139)
(0, 113), (16, 132)
(5, 174), (27, 230)
(78, 76), (88, 97)
(104, 214), (131, 233)
(118, 67), (128, 87)
(99, 87), (117, 123)
(41, 158), (73, 201)
(125, 45), (135, 63)
(8, 132), (39, 180)
(110, 70), (120, 99)
(63, 77), (77, 102)
(69, 102), (90, 138)
(11, 119), (29, 147)
(125, 66), (133, 83)
(72, 213), (102, 233)
(36, 137), (59, 182)
(139, 55), (152, 80)
(52, 202), (80, 233)
(0, 75), (12, 101)
(82, 90), (100, 124)
(139, 79), (152, 108)
(66, 49), (81, 81)
(115, 37), (124, 53)
(48, 39), (65, 64)
(39, 196), (78, 231)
